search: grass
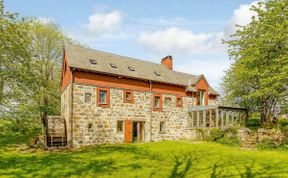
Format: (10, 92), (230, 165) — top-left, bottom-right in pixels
(1, 135), (288, 177)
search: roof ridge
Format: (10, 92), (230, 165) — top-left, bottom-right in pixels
(65, 44), (167, 68)
(65, 44), (203, 79)
(172, 70), (199, 77)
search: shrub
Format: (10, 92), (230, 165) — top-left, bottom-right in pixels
(196, 128), (206, 140)
(224, 127), (237, 135)
(207, 128), (224, 141)
(206, 127), (239, 147)
(278, 118), (288, 129)
(217, 135), (239, 147)
(0, 118), (41, 136)
(247, 117), (261, 131)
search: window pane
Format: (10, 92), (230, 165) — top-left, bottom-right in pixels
(202, 91), (205, 105)
(85, 93), (91, 103)
(99, 90), (107, 104)
(155, 96), (160, 108)
(198, 90), (205, 106)
(117, 121), (123, 132)
(177, 98), (182, 106)
(160, 122), (165, 132)
(126, 92), (131, 100)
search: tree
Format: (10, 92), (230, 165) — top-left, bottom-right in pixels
(0, 0), (80, 136)
(0, 0), (32, 107)
(0, 0), (35, 131)
(223, 0), (288, 125)
(26, 21), (74, 144)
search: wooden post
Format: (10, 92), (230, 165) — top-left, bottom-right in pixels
(203, 110), (206, 128)
(239, 112), (243, 127)
(191, 112), (194, 128)
(235, 111), (239, 126)
(137, 122), (140, 142)
(231, 112), (234, 126)
(244, 111), (248, 126)
(226, 111), (229, 126)
(221, 110), (224, 127)
(216, 109), (219, 128)
(209, 110), (212, 128)
(197, 111), (200, 128)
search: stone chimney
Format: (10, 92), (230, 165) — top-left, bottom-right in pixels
(161, 55), (173, 70)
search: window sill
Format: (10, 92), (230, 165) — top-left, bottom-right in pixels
(123, 100), (134, 103)
(153, 107), (162, 111)
(98, 103), (109, 108)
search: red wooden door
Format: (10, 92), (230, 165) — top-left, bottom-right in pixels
(124, 120), (132, 143)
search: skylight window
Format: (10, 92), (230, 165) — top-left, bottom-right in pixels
(110, 63), (117, 68)
(128, 66), (135, 71)
(154, 71), (161, 76)
(89, 59), (97, 65)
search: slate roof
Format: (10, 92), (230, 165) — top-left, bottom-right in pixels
(65, 44), (219, 95)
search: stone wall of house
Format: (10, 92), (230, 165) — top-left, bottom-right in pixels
(61, 84), (72, 147)
(151, 94), (193, 141)
(71, 83), (196, 148)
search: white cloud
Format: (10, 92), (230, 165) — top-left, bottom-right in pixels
(83, 11), (123, 37)
(132, 17), (189, 26)
(137, 1), (259, 55)
(176, 57), (232, 92)
(224, 1), (259, 37)
(138, 27), (224, 54)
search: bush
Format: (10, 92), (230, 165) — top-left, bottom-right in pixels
(247, 117), (261, 131)
(217, 135), (239, 147)
(206, 127), (239, 147)
(278, 118), (288, 129)
(207, 128), (224, 141)
(196, 128), (206, 140)
(0, 118), (41, 136)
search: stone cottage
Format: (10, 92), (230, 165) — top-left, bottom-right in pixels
(60, 44), (247, 148)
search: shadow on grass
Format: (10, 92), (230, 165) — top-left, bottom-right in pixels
(0, 144), (165, 177)
(1, 142), (288, 177)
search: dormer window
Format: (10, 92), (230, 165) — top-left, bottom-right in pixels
(110, 63), (117, 68)
(154, 71), (161, 76)
(198, 90), (206, 106)
(90, 59), (97, 65)
(128, 66), (135, 71)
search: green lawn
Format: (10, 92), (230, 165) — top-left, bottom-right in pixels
(1, 136), (288, 178)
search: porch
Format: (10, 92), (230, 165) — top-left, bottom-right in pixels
(187, 105), (248, 128)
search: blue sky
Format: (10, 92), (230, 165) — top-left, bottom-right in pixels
(6, 0), (258, 92)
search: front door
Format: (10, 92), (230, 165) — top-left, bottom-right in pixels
(124, 119), (132, 143)
(132, 121), (144, 142)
